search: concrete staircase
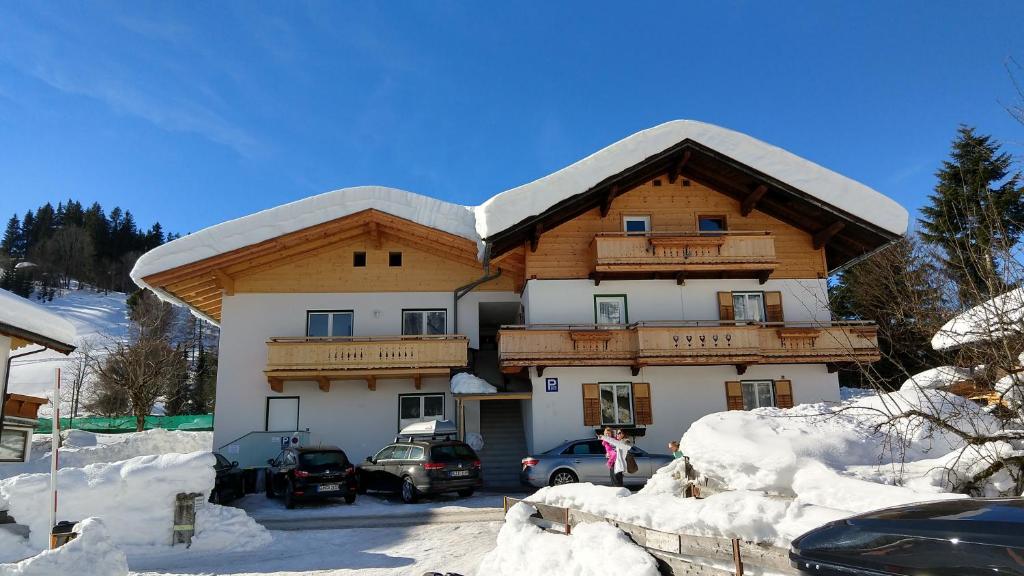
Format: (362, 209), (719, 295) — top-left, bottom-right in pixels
(478, 400), (528, 489)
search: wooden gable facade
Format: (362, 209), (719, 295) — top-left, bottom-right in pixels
(512, 174), (829, 282)
(141, 209), (519, 322)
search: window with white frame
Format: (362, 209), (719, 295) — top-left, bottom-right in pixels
(307, 311), (354, 337)
(599, 383), (633, 425)
(732, 292), (765, 323)
(741, 381), (775, 410)
(402, 310), (447, 335)
(622, 215), (651, 235)
(594, 295), (627, 325)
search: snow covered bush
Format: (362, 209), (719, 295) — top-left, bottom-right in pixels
(0, 518), (128, 576)
(478, 502), (659, 576)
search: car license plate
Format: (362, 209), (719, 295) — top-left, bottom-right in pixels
(449, 470), (470, 478)
(318, 484), (340, 492)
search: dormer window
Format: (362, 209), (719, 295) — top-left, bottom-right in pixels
(622, 215), (650, 235)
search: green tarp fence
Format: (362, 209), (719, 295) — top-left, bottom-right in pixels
(36, 414), (214, 434)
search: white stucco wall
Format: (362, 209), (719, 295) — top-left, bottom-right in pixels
(525, 363), (839, 456)
(212, 290), (519, 453)
(521, 278), (831, 324)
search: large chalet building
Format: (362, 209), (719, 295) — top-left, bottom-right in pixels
(132, 120), (908, 486)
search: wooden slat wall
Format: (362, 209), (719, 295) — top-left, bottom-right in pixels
(525, 177), (827, 280)
(234, 236), (516, 293)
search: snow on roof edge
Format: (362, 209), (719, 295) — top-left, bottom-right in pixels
(130, 186), (481, 284)
(474, 119), (909, 239)
(0, 288), (77, 349)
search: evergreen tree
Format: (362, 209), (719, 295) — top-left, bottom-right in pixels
(920, 126), (1024, 304)
(1, 215), (21, 258)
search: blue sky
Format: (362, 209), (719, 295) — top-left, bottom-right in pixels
(1, 2), (1022, 236)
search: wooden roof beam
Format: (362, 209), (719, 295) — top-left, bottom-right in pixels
(367, 221), (381, 249)
(600, 185), (620, 218)
(813, 222), (846, 249)
(317, 376), (331, 392)
(667, 150), (692, 184)
(212, 270), (235, 296)
(529, 222), (544, 253)
(741, 184), (768, 216)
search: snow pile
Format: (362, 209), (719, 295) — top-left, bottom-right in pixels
(189, 502), (272, 552)
(932, 286), (1024, 351)
(0, 451), (268, 552)
(995, 373), (1024, 409)
(2, 429), (213, 479)
(0, 288), (77, 349)
(451, 372), (497, 394)
(839, 386), (877, 401)
(526, 389), (1016, 546)
(0, 518), (128, 576)
(478, 502), (659, 576)
(898, 366), (973, 391)
(475, 120), (909, 238)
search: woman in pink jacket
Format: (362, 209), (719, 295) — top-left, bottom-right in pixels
(600, 428), (629, 487)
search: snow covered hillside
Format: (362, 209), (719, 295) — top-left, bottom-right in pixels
(7, 285), (128, 415)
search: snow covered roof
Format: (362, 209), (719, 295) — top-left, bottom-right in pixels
(931, 287), (1024, 351)
(475, 120), (909, 239)
(132, 186), (479, 283)
(0, 288), (77, 353)
(898, 366), (974, 392)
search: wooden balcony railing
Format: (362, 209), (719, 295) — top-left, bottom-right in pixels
(590, 231), (777, 282)
(498, 321), (879, 373)
(265, 335), (469, 390)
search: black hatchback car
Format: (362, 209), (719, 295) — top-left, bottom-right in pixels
(357, 439), (482, 503)
(790, 497), (1024, 576)
(265, 446), (357, 509)
(210, 452), (245, 504)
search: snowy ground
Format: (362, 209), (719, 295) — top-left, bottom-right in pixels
(7, 285), (128, 415)
(127, 522), (502, 576)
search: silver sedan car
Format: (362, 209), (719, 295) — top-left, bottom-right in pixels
(520, 438), (674, 488)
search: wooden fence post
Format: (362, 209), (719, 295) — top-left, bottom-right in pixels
(732, 538), (744, 576)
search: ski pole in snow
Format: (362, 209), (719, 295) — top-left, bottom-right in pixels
(49, 367), (60, 548)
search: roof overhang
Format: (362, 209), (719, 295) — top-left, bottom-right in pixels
(485, 139), (904, 272)
(1, 322), (75, 355)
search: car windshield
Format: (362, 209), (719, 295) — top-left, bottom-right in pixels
(299, 451), (348, 471)
(430, 444), (476, 462)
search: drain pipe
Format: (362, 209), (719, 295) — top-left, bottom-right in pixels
(453, 242), (502, 338)
(0, 345), (47, 440)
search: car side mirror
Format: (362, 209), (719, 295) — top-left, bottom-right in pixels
(232, 461), (239, 468)
(267, 458), (275, 466)
(365, 456), (373, 463)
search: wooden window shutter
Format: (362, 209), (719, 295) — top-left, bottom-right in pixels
(765, 291), (784, 323)
(725, 381), (744, 410)
(633, 383), (652, 425)
(718, 292), (734, 321)
(774, 379), (794, 408)
(582, 383), (601, 426)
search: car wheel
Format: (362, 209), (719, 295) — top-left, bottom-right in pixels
(549, 469), (578, 486)
(457, 488), (475, 498)
(210, 489), (221, 505)
(284, 480), (295, 510)
(356, 472), (367, 494)
(400, 476), (419, 504)
(344, 493), (356, 505)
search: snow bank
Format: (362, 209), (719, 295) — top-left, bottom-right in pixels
(451, 372), (497, 394)
(1, 429), (213, 479)
(189, 502), (273, 552)
(0, 288), (76, 349)
(525, 388), (1014, 546)
(932, 286), (1024, 351)
(478, 502), (659, 576)
(0, 452), (213, 549)
(131, 186), (479, 323)
(0, 518), (127, 576)
(475, 120), (908, 238)
(899, 366), (973, 391)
